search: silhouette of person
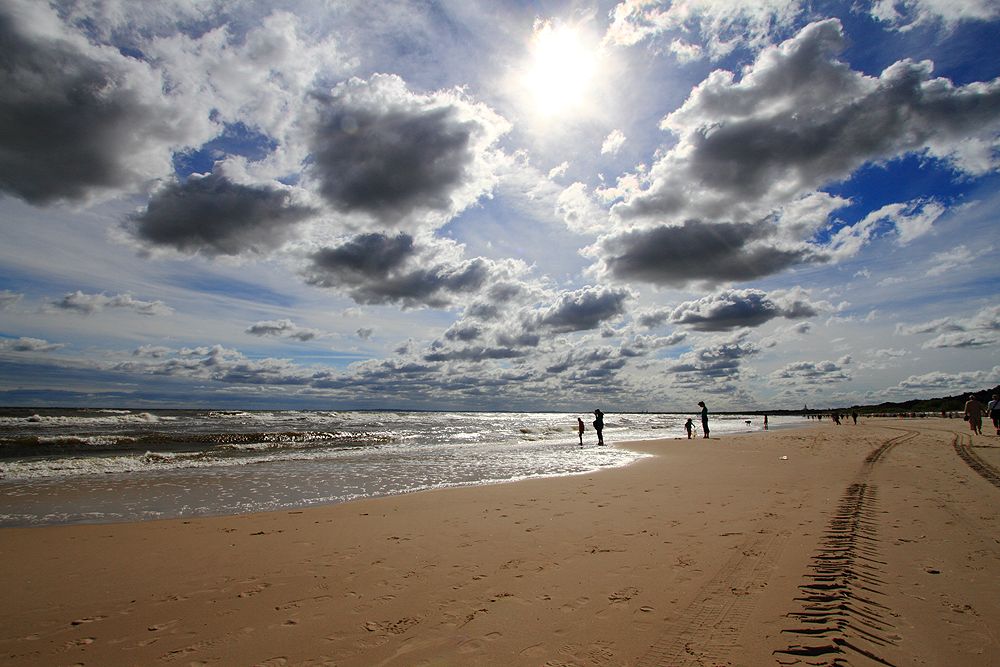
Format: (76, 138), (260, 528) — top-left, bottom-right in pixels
(964, 395), (984, 435)
(698, 401), (709, 439)
(593, 409), (605, 445)
(851, 410), (858, 425)
(988, 394), (1000, 436)
(763, 414), (768, 430)
(577, 417), (585, 446)
(684, 418), (694, 439)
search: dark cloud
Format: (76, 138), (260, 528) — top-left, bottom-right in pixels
(599, 220), (817, 287)
(0, 9), (185, 204)
(669, 288), (818, 331)
(129, 174), (315, 255)
(313, 107), (471, 220)
(538, 286), (631, 333)
(304, 233), (493, 308)
(545, 346), (616, 374)
(424, 346), (526, 363)
(309, 75), (507, 228)
(245, 319), (322, 342)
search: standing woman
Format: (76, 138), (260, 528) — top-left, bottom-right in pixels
(577, 417), (585, 446)
(698, 401), (710, 439)
(593, 409), (605, 446)
(964, 395), (984, 436)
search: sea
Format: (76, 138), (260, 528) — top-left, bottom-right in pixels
(0, 408), (807, 526)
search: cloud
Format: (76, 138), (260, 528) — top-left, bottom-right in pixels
(601, 130), (627, 155)
(308, 74), (509, 232)
(0, 1), (209, 205)
(925, 244), (992, 277)
(613, 19), (1000, 225)
(0, 290), (23, 309)
(0, 336), (64, 352)
(537, 286), (631, 333)
(669, 288), (820, 331)
(356, 327), (374, 340)
(128, 173), (316, 256)
(604, 0), (803, 59)
(548, 161), (570, 179)
(892, 365), (1000, 392)
(245, 319), (323, 342)
(870, 0), (1000, 30)
(897, 305), (1000, 348)
(597, 219), (818, 287)
(114, 344), (314, 386)
(304, 233), (518, 308)
(53, 291), (173, 316)
(665, 332), (759, 389)
(557, 182), (608, 234)
(771, 357), (852, 384)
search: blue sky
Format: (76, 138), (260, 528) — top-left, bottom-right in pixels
(1, 0), (998, 411)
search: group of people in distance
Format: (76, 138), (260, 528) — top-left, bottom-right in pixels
(964, 393), (1000, 436)
(577, 402), (713, 447)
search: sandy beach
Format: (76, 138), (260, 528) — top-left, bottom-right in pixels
(2, 417), (998, 666)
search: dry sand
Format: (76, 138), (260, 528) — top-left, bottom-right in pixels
(2, 417), (998, 666)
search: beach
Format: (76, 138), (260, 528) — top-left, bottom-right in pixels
(1, 417), (998, 666)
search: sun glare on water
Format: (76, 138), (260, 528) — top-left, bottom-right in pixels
(521, 19), (601, 119)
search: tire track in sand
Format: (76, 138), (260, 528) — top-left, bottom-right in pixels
(772, 428), (918, 667)
(951, 431), (1000, 489)
(636, 527), (789, 667)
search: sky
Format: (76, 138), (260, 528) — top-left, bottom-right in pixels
(1, 0), (999, 412)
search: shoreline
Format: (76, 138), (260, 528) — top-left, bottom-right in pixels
(2, 418), (998, 665)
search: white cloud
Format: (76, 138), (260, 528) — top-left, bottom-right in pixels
(613, 19), (1000, 227)
(556, 182), (607, 234)
(53, 291), (174, 317)
(925, 244), (992, 276)
(897, 305), (1000, 348)
(548, 161), (570, 179)
(892, 365), (1000, 392)
(604, 0), (803, 59)
(601, 129), (627, 155)
(870, 0), (1000, 30)
(0, 336), (64, 353)
(0, 290), (23, 310)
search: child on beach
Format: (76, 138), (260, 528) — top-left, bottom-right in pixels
(577, 417), (585, 445)
(684, 418), (694, 439)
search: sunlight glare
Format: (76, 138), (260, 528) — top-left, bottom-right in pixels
(522, 20), (600, 119)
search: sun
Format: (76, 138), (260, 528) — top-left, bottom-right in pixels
(520, 19), (601, 119)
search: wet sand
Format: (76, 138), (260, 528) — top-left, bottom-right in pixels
(2, 418), (998, 666)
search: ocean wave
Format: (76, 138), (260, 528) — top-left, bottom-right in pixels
(0, 412), (170, 426)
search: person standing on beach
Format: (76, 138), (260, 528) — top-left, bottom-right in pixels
(989, 394), (1000, 436)
(684, 418), (694, 439)
(964, 395), (984, 435)
(698, 401), (709, 439)
(763, 415), (768, 430)
(851, 410), (859, 425)
(577, 417), (585, 446)
(593, 409), (605, 446)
